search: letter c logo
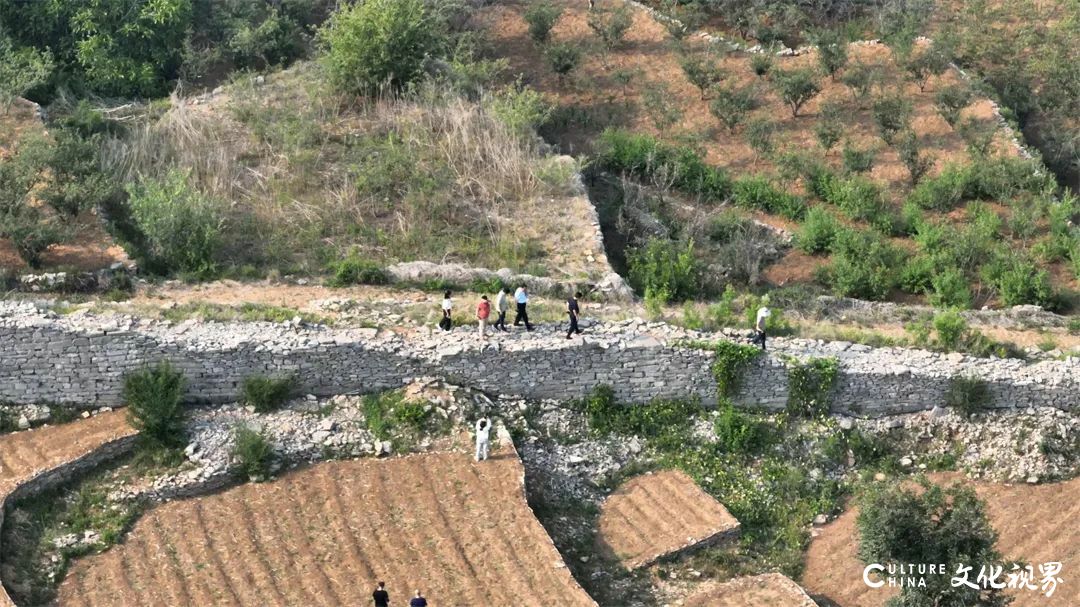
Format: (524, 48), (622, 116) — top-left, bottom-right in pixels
(864, 564), (885, 588)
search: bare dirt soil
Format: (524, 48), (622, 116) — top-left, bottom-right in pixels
(596, 469), (739, 569)
(802, 474), (1080, 607)
(0, 411), (133, 495)
(683, 573), (817, 607)
(58, 448), (596, 607)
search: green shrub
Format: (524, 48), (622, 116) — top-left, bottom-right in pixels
(125, 170), (223, 277)
(744, 117), (777, 158)
(327, 255), (390, 287)
(708, 341), (763, 397)
(814, 173), (888, 224)
(992, 256), (1054, 307)
(709, 84), (757, 133)
(785, 356), (838, 418)
(871, 94), (912, 144)
(945, 376), (990, 417)
(897, 131), (934, 185)
(713, 399), (775, 455)
(241, 375), (296, 413)
(489, 84), (552, 137)
(0, 208), (67, 269)
(796, 207), (839, 254)
(393, 400), (431, 429)
(857, 481), (1009, 607)
(772, 68), (820, 117)
(362, 390), (427, 440)
(815, 29), (848, 79)
(907, 164), (968, 210)
(820, 228), (905, 300)
(732, 177), (807, 221)
(587, 5), (633, 50)
(574, 385), (702, 440)
(319, 0), (443, 94)
(750, 54), (772, 77)
(546, 42), (581, 80)
(932, 309), (967, 350)
(124, 362), (187, 450)
(963, 156), (1055, 200)
(841, 143), (876, 174)
(232, 425), (274, 480)
(935, 83), (973, 126)
(627, 238), (700, 303)
(596, 129), (732, 202)
(680, 52), (728, 99)
(814, 101), (844, 155)
(523, 2), (563, 44)
(928, 268), (972, 309)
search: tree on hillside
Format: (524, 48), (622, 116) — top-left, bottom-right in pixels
(904, 41), (952, 92)
(898, 131), (934, 185)
(587, 5), (633, 51)
(680, 52), (727, 100)
(546, 43), (582, 83)
(814, 101), (844, 155)
(934, 83), (973, 127)
(745, 117), (776, 162)
(958, 117), (996, 157)
(858, 480), (1012, 607)
(709, 84), (757, 133)
(523, 2), (563, 44)
(773, 68), (820, 117)
(0, 31), (53, 112)
(319, 0), (444, 95)
(815, 29), (848, 81)
(871, 93), (912, 145)
(840, 61), (880, 106)
(0, 140), (68, 267)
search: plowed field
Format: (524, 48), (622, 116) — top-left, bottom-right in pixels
(0, 411), (133, 494)
(597, 469), (739, 569)
(684, 573), (817, 607)
(58, 450), (596, 606)
(803, 475), (1080, 607)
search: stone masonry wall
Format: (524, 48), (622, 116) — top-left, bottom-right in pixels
(1, 302), (1078, 416)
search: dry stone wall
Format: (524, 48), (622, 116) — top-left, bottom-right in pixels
(1, 302), (1077, 416)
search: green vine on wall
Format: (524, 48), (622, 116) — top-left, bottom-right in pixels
(688, 340), (763, 398)
(784, 356), (839, 418)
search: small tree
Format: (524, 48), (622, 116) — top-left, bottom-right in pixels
(858, 480), (1010, 607)
(232, 425), (274, 480)
(587, 5), (633, 51)
(840, 61), (879, 105)
(126, 170), (224, 277)
(871, 94), (912, 145)
(745, 117), (776, 161)
(124, 362), (187, 450)
(319, 0), (443, 94)
(523, 2), (563, 44)
(815, 29), (848, 81)
(934, 83), (973, 127)
(773, 68), (820, 117)
(841, 142), (876, 174)
(709, 84), (757, 133)
(814, 101), (844, 155)
(898, 131), (934, 185)
(749, 54), (772, 78)
(680, 52), (727, 99)
(0, 32), (54, 112)
(546, 42), (581, 83)
(627, 238), (700, 303)
(958, 117), (995, 157)
(904, 41), (952, 92)
(643, 81), (683, 131)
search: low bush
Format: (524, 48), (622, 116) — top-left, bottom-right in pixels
(241, 375), (296, 413)
(574, 385), (703, 442)
(796, 207), (839, 254)
(944, 376), (990, 417)
(627, 238), (700, 303)
(124, 362), (187, 450)
(732, 177), (807, 221)
(393, 400), (431, 429)
(587, 5), (633, 50)
(785, 356), (838, 419)
(928, 268), (972, 309)
(125, 170), (224, 277)
(232, 425), (274, 480)
(819, 228), (905, 300)
(326, 255), (390, 287)
(871, 94), (912, 144)
(991, 256), (1054, 307)
(898, 254), (935, 294)
(907, 164), (968, 210)
(596, 129), (732, 202)
(841, 143), (876, 174)
(713, 399), (775, 455)
(932, 309), (968, 350)
(546, 42), (582, 80)
(523, 2), (563, 44)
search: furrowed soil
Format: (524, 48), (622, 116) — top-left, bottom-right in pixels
(57, 449), (596, 607)
(802, 474), (1080, 607)
(683, 573), (817, 607)
(597, 469), (739, 569)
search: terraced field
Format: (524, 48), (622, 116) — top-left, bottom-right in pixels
(0, 411), (133, 494)
(58, 449), (596, 607)
(597, 469), (739, 569)
(684, 573), (817, 607)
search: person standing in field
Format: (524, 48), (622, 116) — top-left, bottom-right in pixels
(475, 417), (491, 462)
(566, 291), (583, 339)
(754, 303), (771, 351)
(513, 285), (534, 331)
(476, 294), (491, 340)
(409, 590), (427, 607)
(439, 291), (452, 331)
(373, 582), (390, 607)
(493, 287), (511, 332)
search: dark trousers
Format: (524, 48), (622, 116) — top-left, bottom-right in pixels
(494, 310), (508, 330)
(567, 314), (580, 338)
(753, 329), (766, 350)
(514, 303), (531, 328)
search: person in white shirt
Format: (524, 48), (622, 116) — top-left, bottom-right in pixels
(754, 305), (771, 350)
(475, 417), (491, 461)
(513, 285), (534, 331)
(493, 287), (510, 332)
(439, 290), (452, 331)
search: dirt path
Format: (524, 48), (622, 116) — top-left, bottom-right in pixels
(802, 475), (1080, 607)
(683, 573), (817, 607)
(58, 448), (596, 607)
(596, 469), (739, 569)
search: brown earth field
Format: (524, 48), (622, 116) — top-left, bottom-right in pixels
(596, 469), (739, 569)
(0, 410), (133, 495)
(57, 448), (597, 607)
(683, 573), (817, 607)
(802, 474), (1080, 607)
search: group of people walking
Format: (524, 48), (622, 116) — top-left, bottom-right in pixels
(440, 285), (584, 340)
(373, 583), (427, 607)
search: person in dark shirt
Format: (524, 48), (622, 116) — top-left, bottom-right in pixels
(409, 589), (428, 607)
(373, 581), (390, 607)
(566, 292), (583, 339)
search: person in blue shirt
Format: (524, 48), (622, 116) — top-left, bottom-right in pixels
(409, 589), (428, 607)
(512, 285), (534, 331)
